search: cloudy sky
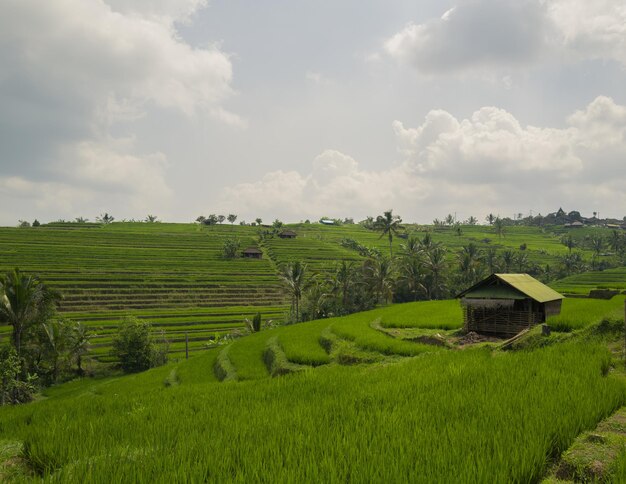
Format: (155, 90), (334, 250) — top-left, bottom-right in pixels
(1, 0), (625, 225)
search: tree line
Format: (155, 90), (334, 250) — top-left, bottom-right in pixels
(277, 210), (626, 324)
(0, 269), (169, 405)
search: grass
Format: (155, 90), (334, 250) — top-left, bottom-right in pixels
(0, 220), (621, 360)
(547, 296), (626, 332)
(550, 267), (626, 295)
(378, 299), (463, 329)
(0, 339), (623, 482)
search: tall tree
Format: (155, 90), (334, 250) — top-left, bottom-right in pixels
(278, 261), (307, 322)
(227, 214), (237, 225)
(423, 246), (448, 300)
(399, 256), (426, 301)
(457, 243), (483, 286)
(561, 234), (576, 254)
(500, 250), (515, 273)
(0, 269), (59, 356)
(367, 257), (395, 304)
(485, 247), (498, 274)
(331, 261), (356, 308)
(96, 213), (114, 224)
(589, 236), (604, 269)
(493, 217), (505, 239)
(374, 210), (403, 257)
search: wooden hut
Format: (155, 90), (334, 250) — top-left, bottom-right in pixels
(456, 274), (564, 337)
(278, 230), (297, 239)
(242, 247), (263, 259)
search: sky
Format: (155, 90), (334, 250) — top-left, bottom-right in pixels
(1, 0), (625, 225)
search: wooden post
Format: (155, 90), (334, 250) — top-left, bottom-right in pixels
(185, 332), (189, 360)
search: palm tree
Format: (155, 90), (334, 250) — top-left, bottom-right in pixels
(70, 322), (91, 376)
(561, 234), (576, 254)
(457, 243), (483, 286)
(485, 247), (498, 274)
(423, 246), (448, 300)
(401, 236), (422, 258)
(500, 250), (515, 272)
(367, 257), (395, 304)
(96, 213), (114, 224)
(561, 252), (584, 276)
(399, 257), (426, 301)
(374, 210), (403, 257)
(145, 215), (158, 223)
(0, 269), (60, 356)
(609, 230), (623, 254)
(485, 213), (495, 225)
(278, 261), (307, 322)
(515, 252), (529, 273)
(493, 217), (505, 239)
(589, 236), (604, 269)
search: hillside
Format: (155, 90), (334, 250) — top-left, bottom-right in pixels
(1, 297), (626, 481)
(0, 221), (620, 359)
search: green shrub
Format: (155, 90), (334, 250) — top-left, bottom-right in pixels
(111, 317), (168, 373)
(0, 346), (37, 405)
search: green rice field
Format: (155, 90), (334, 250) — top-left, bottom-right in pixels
(1, 296), (625, 482)
(0, 221), (620, 359)
(550, 267), (626, 295)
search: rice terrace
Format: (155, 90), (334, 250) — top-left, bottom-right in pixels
(2, 1), (626, 482)
(1, 209), (626, 482)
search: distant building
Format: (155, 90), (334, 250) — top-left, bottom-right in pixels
(320, 219), (335, 225)
(564, 221), (584, 228)
(456, 274), (564, 337)
(278, 230), (297, 239)
(242, 247), (263, 259)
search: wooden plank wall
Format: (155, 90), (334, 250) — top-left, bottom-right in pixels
(464, 306), (541, 337)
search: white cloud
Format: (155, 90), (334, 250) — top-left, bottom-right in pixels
(384, 0), (626, 75)
(222, 97), (626, 222)
(385, 0), (553, 75)
(0, 0), (236, 220)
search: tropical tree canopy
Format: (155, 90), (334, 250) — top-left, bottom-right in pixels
(374, 210), (403, 257)
(0, 269), (59, 355)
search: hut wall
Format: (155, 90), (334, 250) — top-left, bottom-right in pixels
(543, 300), (562, 319)
(463, 304), (541, 337)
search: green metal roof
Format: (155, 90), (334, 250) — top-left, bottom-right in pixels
(462, 285), (526, 300)
(457, 273), (564, 303)
(494, 274), (563, 303)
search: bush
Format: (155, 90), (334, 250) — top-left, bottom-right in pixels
(222, 238), (241, 259)
(0, 346), (37, 405)
(111, 317), (168, 373)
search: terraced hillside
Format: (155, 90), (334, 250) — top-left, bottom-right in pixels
(213, 296), (625, 381)
(0, 223), (288, 358)
(551, 267), (626, 295)
(0, 221), (620, 359)
(2, 298), (625, 482)
(269, 223), (602, 268)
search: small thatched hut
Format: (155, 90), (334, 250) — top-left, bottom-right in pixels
(278, 230), (297, 239)
(456, 273), (564, 337)
(242, 247), (263, 259)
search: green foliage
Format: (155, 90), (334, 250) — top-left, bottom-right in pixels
(0, 340), (622, 481)
(0, 269), (59, 356)
(111, 317), (168, 373)
(547, 296), (625, 332)
(252, 312), (261, 332)
(96, 213), (114, 224)
(0, 346), (37, 405)
(221, 237), (240, 259)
